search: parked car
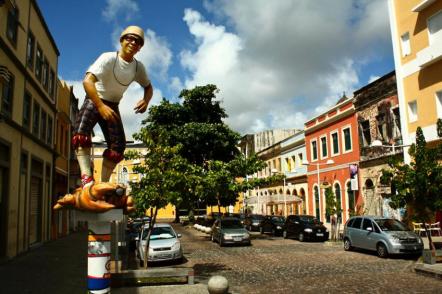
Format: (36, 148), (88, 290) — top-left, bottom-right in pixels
(244, 214), (265, 231)
(343, 216), (423, 258)
(211, 217), (251, 246)
(136, 223), (183, 266)
(283, 215), (329, 242)
(259, 215), (286, 236)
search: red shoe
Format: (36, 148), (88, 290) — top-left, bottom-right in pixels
(81, 174), (94, 189)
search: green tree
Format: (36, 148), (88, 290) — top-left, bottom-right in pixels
(381, 121), (442, 252)
(324, 187), (342, 241)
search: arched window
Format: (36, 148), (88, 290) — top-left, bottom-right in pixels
(314, 186), (320, 220)
(300, 188), (306, 214)
(334, 183), (342, 221)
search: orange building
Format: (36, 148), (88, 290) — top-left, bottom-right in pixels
(304, 97), (361, 224)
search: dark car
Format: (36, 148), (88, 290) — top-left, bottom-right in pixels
(211, 217), (251, 246)
(244, 214), (265, 231)
(259, 215), (286, 236)
(283, 215), (329, 242)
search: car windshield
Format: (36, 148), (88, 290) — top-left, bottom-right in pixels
(375, 219), (408, 231)
(272, 216), (285, 222)
(251, 215), (264, 220)
(299, 216), (318, 224)
(142, 227), (176, 240)
(221, 219), (243, 228)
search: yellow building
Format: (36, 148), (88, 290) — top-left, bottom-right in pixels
(52, 80), (74, 239)
(91, 141), (176, 220)
(0, 0), (59, 259)
(388, 0), (442, 162)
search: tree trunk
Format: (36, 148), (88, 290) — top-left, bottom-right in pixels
(143, 207), (158, 269)
(424, 223), (436, 252)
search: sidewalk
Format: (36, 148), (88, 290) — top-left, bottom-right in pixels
(0, 229), (208, 294)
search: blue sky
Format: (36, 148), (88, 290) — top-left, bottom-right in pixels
(37, 0), (394, 140)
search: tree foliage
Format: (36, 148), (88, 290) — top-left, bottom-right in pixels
(380, 119), (442, 251)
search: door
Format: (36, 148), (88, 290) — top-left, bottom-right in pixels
(29, 176), (42, 245)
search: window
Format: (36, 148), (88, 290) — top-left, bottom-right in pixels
(23, 91), (31, 129)
(408, 100), (418, 122)
(351, 217), (362, 229)
(298, 153), (303, 164)
(6, 7), (19, 44)
(342, 127), (352, 152)
(42, 58), (49, 89)
(285, 158), (291, 172)
(46, 115), (54, 145)
(436, 91), (442, 118)
(359, 120), (371, 147)
(32, 102), (40, 136)
(291, 155), (296, 169)
(428, 10), (442, 45)
(40, 110), (47, 142)
(48, 69), (55, 98)
(362, 218), (373, 231)
(392, 108), (402, 139)
(311, 139), (318, 161)
(400, 32), (411, 56)
(320, 136), (328, 158)
(347, 181), (356, 215)
(27, 32), (35, 69)
(331, 132), (339, 155)
(1, 74), (14, 118)
(35, 46), (43, 81)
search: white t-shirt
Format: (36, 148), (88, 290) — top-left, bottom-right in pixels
(87, 52), (151, 103)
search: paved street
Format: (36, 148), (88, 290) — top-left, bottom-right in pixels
(169, 223), (442, 294)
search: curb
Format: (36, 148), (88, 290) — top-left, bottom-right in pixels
(414, 263), (442, 280)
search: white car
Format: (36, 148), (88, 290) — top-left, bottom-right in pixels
(136, 223), (183, 266)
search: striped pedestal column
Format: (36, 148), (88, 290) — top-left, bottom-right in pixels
(88, 222), (111, 293)
(77, 209), (123, 294)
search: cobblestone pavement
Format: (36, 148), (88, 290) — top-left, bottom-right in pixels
(169, 224), (442, 294)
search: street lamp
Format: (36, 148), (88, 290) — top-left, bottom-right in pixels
(302, 159), (334, 221)
(370, 140), (411, 153)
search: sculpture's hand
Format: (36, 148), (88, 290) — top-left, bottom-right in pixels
(53, 183), (135, 213)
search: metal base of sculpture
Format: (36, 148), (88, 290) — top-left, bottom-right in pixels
(53, 183), (133, 293)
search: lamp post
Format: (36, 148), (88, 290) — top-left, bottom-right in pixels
(302, 159), (334, 221)
(370, 140), (411, 153)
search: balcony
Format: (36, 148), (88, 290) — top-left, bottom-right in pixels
(412, 0), (436, 12)
(417, 37), (442, 68)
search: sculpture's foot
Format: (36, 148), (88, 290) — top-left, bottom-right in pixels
(53, 182), (134, 213)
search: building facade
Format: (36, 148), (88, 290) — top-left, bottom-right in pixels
(354, 71), (403, 219)
(388, 0), (442, 162)
(304, 97), (361, 224)
(0, 0), (59, 259)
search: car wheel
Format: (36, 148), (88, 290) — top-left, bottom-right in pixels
(377, 243), (388, 258)
(298, 233), (304, 242)
(343, 238), (352, 251)
(283, 230), (287, 239)
(259, 226), (264, 234)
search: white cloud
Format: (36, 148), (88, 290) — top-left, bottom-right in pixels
(368, 75), (380, 84)
(103, 0), (139, 22)
(179, 0), (392, 134)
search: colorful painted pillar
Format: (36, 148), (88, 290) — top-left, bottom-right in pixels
(77, 209), (123, 294)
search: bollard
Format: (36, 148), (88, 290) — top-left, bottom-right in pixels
(208, 275), (229, 294)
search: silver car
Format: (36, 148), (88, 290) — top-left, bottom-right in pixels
(343, 216), (423, 258)
(136, 223), (183, 266)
